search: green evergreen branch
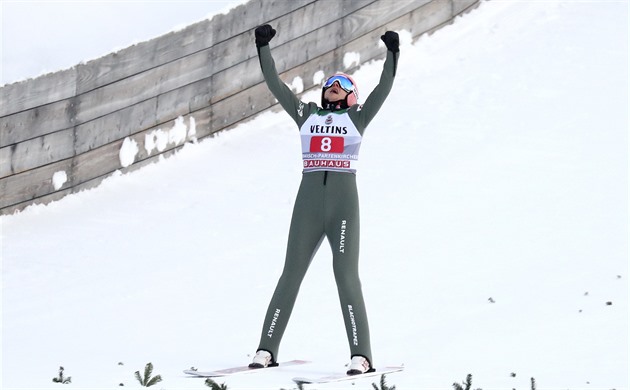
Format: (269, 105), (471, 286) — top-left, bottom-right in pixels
(52, 366), (72, 384)
(453, 374), (482, 390)
(372, 374), (396, 390)
(205, 378), (229, 390)
(134, 362), (162, 387)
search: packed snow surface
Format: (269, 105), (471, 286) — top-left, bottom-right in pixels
(1, 1), (627, 389)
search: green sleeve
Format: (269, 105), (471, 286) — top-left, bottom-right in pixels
(257, 45), (316, 127)
(349, 49), (399, 134)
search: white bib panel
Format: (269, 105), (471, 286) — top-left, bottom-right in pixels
(300, 112), (362, 174)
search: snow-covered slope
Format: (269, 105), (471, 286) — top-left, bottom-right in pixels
(2, 1), (627, 389)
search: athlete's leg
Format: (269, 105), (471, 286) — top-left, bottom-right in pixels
(255, 173), (325, 361)
(324, 173), (373, 365)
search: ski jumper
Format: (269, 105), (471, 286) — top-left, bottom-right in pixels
(254, 44), (398, 365)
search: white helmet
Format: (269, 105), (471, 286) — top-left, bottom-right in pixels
(321, 73), (359, 108)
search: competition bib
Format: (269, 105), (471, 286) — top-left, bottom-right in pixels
(300, 112), (362, 173)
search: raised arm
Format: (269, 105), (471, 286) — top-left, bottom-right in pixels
(255, 25), (311, 125)
(350, 31), (400, 132)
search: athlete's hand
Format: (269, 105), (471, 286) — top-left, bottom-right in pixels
(381, 31), (399, 53)
(255, 24), (276, 47)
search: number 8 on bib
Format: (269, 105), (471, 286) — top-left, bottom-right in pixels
(310, 136), (344, 153)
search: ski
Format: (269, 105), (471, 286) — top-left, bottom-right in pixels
(183, 359), (310, 377)
(293, 365), (404, 384)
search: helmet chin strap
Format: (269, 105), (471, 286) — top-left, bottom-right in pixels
(323, 98), (348, 111)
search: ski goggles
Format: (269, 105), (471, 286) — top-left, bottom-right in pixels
(323, 75), (355, 93)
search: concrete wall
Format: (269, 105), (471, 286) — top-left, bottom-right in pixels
(0, 0), (480, 215)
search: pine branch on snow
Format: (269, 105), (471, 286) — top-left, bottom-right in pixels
(51, 366), (72, 384)
(453, 374), (481, 390)
(205, 378), (229, 390)
(373, 374), (396, 390)
(134, 362), (162, 387)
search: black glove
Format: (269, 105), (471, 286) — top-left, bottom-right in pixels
(255, 24), (276, 47)
(381, 31), (399, 53)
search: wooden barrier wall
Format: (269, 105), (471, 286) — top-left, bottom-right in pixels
(0, 0), (479, 215)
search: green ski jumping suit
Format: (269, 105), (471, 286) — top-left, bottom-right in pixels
(254, 43), (398, 366)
